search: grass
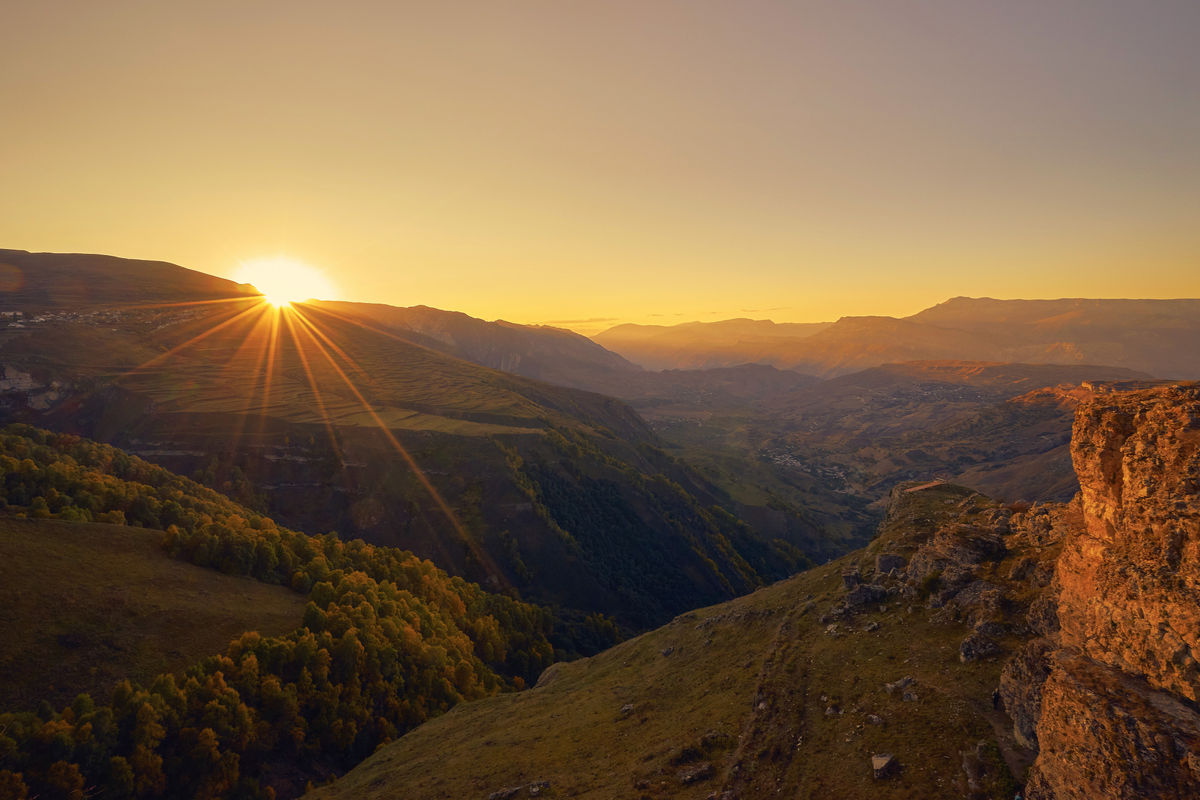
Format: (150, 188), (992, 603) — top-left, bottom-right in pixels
(0, 301), (618, 439)
(0, 516), (306, 711)
(308, 484), (1041, 800)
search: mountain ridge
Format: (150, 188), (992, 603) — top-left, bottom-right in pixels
(0, 252), (825, 633)
(593, 298), (1200, 379)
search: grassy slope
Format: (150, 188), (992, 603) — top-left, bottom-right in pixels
(309, 484), (1037, 800)
(4, 307), (821, 631)
(0, 516), (305, 711)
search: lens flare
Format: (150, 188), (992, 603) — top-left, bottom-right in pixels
(235, 256), (338, 307)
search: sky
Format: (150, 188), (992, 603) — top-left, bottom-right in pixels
(3, 1), (1199, 335)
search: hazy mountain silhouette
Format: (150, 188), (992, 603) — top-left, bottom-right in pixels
(595, 298), (1200, 379)
(0, 249), (257, 307)
(594, 318), (833, 370)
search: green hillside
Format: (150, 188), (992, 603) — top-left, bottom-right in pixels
(0, 517), (305, 712)
(309, 482), (1052, 800)
(0, 261), (828, 632)
(0, 425), (556, 798)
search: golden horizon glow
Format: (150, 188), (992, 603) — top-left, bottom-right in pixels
(4, 3), (1200, 329)
(235, 256), (339, 309)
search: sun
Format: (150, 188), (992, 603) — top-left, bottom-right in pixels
(235, 256), (338, 308)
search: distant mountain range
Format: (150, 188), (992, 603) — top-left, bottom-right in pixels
(592, 318), (834, 371)
(594, 297), (1200, 379)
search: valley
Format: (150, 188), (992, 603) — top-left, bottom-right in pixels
(7, 4), (1198, 798)
(1, 251), (1197, 799)
(0, 253), (825, 640)
(311, 384), (1200, 800)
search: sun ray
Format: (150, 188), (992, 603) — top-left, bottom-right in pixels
(260, 305), (282, 422)
(281, 307), (348, 470)
(104, 296), (258, 312)
(287, 308), (479, 548)
(302, 303), (427, 349)
(121, 300), (268, 378)
(288, 303), (372, 384)
(222, 304), (283, 453)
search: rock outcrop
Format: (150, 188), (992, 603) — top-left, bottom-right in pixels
(1022, 384), (1200, 799)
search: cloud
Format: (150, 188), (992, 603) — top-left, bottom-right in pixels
(740, 306), (792, 313)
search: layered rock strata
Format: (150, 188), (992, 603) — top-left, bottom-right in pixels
(1023, 385), (1200, 799)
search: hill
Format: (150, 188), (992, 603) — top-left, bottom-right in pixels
(0, 516), (305, 711)
(308, 384), (1200, 800)
(593, 298), (1200, 379)
(309, 480), (1040, 800)
(0, 424), (558, 798)
(313, 301), (641, 391)
(0, 251), (826, 633)
(0, 249), (256, 308)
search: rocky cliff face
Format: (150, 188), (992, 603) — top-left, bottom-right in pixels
(1021, 384), (1200, 799)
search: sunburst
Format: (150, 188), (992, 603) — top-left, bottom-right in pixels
(235, 256), (338, 307)
(103, 267), (475, 550)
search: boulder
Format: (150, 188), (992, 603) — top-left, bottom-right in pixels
(677, 762), (714, 785)
(946, 580), (1004, 628)
(875, 553), (906, 574)
(959, 632), (1000, 663)
(871, 752), (898, 779)
(845, 584), (887, 608)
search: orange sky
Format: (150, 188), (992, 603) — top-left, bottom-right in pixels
(3, 2), (1199, 336)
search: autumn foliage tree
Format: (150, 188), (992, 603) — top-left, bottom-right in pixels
(0, 425), (556, 798)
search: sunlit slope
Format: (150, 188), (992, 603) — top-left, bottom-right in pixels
(0, 516), (305, 711)
(762, 361), (1157, 504)
(314, 300), (641, 392)
(0, 297), (644, 437)
(0, 255), (823, 632)
(309, 483), (1039, 800)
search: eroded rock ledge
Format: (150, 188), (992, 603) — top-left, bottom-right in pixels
(1018, 384), (1200, 799)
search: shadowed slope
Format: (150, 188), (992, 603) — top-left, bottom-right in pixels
(0, 516), (305, 711)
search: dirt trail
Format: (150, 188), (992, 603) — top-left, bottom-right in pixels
(719, 612), (808, 797)
(984, 705), (1035, 785)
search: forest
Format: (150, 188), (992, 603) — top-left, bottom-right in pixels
(0, 424), (561, 798)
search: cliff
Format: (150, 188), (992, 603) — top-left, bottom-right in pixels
(1018, 384), (1200, 798)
